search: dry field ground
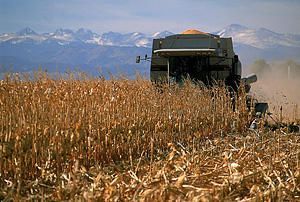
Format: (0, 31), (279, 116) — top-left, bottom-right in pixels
(0, 71), (299, 201)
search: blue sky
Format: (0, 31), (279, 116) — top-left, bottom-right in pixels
(1, 0), (300, 34)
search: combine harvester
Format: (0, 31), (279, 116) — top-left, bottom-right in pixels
(137, 29), (299, 131)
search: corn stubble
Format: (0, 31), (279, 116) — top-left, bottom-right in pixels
(0, 72), (299, 201)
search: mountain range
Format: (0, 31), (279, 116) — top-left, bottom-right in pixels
(1, 24), (300, 76)
(0, 27), (174, 48)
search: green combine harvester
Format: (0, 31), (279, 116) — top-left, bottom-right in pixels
(137, 29), (257, 91)
(136, 29), (280, 128)
(149, 29), (242, 90)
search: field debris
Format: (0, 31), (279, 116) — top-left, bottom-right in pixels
(0, 72), (299, 201)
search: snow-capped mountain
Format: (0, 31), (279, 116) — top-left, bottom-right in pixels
(0, 27), (46, 45)
(17, 27), (38, 36)
(152, 31), (174, 39)
(100, 31), (148, 47)
(215, 24), (300, 49)
(75, 28), (98, 41)
(0, 28), (174, 47)
(46, 28), (75, 41)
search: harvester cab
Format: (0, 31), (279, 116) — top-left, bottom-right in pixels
(137, 29), (268, 119)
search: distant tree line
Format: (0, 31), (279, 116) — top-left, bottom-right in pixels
(250, 59), (300, 78)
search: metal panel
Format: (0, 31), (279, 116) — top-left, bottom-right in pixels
(154, 49), (216, 56)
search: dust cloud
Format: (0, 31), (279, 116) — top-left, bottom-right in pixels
(247, 62), (300, 122)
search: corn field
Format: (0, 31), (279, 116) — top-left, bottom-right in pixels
(0, 71), (299, 201)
